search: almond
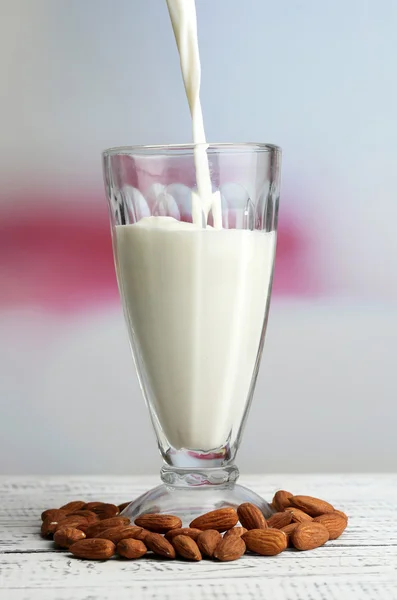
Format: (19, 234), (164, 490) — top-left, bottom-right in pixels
(53, 527), (86, 548)
(41, 517), (60, 538)
(55, 516), (89, 533)
(280, 522), (299, 545)
(313, 513), (348, 539)
(68, 510), (98, 524)
(190, 508), (238, 532)
(117, 538), (147, 559)
(223, 527), (247, 539)
(134, 528), (150, 541)
(214, 535), (245, 561)
(290, 495), (334, 517)
(196, 529), (222, 558)
(172, 535), (202, 561)
(60, 501), (86, 513)
(284, 507), (313, 523)
(291, 522), (329, 550)
(69, 538), (116, 560)
(83, 502), (104, 511)
(118, 501), (131, 513)
(237, 503), (267, 530)
(243, 529), (287, 556)
(165, 528), (202, 541)
(91, 503), (120, 520)
(267, 511), (292, 529)
(41, 509), (68, 522)
(96, 526), (143, 544)
(335, 510), (348, 521)
(86, 517), (130, 538)
(135, 513), (182, 534)
(272, 490), (293, 512)
(145, 532), (176, 559)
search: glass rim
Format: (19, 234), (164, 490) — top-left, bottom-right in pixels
(102, 142), (281, 157)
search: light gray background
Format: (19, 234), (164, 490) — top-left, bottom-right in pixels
(1, 0), (396, 474)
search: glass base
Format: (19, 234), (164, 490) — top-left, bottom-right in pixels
(121, 467), (273, 525)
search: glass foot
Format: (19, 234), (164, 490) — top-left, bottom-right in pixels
(121, 473), (273, 525)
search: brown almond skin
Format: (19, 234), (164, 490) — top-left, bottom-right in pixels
(291, 522), (329, 550)
(190, 508), (238, 532)
(69, 538), (116, 560)
(55, 516), (89, 533)
(284, 507), (313, 523)
(86, 517), (130, 538)
(272, 490), (293, 512)
(172, 535), (202, 561)
(41, 508), (68, 522)
(165, 528), (202, 541)
(117, 538), (147, 559)
(197, 529), (222, 557)
(134, 528), (150, 541)
(237, 503), (267, 530)
(96, 526), (143, 544)
(83, 502), (104, 511)
(214, 535), (246, 561)
(118, 501), (131, 513)
(145, 532), (176, 559)
(267, 511), (293, 529)
(313, 513), (348, 539)
(53, 527), (86, 548)
(223, 527), (248, 539)
(91, 503), (120, 520)
(60, 501), (86, 513)
(135, 513), (182, 534)
(280, 522), (299, 545)
(243, 529), (287, 556)
(290, 495), (334, 517)
(41, 518), (60, 538)
(335, 510), (348, 521)
(68, 510), (98, 524)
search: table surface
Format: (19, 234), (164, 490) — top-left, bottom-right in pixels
(1, 474), (396, 600)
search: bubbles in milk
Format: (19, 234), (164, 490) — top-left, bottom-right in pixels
(166, 0), (222, 227)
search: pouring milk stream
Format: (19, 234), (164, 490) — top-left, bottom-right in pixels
(166, 0), (222, 228)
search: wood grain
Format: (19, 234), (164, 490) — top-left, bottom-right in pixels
(0, 475), (396, 599)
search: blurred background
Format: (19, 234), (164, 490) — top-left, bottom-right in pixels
(1, 0), (396, 475)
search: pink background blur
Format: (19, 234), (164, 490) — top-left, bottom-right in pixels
(1, 0), (396, 474)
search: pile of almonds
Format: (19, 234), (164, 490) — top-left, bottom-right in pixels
(40, 491), (348, 562)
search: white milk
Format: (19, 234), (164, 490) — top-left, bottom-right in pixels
(166, 0), (222, 227)
(115, 217), (275, 450)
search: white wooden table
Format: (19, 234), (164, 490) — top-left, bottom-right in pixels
(1, 474), (396, 600)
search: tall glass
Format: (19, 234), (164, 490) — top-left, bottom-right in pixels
(103, 143), (281, 522)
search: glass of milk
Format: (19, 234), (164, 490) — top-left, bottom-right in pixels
(103, 142), (281, 521)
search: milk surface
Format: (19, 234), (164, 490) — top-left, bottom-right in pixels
(115, 217), (275, 450)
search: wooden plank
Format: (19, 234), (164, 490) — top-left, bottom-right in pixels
(3, 579), (397, 600)
(0, 473), (395, 517)
(1, 546), (396, 586)
(0, 508), (396, 553)
(0, 473), (395, 519)
(1, 473), (396, 498)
